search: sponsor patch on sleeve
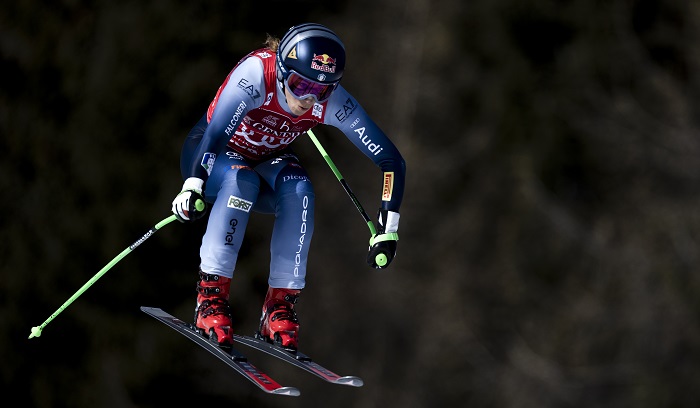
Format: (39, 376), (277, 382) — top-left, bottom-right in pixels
(201, 152), (216, 176)
(382, 172), (394, 201)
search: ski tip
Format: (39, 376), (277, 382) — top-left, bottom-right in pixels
(272, 386), (301, 396)
(336, 376), (364, 387)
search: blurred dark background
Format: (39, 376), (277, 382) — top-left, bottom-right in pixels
(3, 0), (700, 407)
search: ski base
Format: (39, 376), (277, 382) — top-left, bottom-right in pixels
(140, 307), (300, 396)
(234, 333), (364, 387)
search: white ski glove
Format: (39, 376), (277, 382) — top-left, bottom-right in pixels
(172, 177), (207, 222)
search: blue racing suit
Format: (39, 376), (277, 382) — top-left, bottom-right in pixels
(179, 48), (406, 289)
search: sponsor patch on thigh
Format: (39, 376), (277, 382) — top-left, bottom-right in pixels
(227, 195), (253, 212)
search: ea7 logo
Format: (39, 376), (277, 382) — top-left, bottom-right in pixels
(334, 97), (357, 122)
(237, 78), (261, 99)
(227, 195), (253, 212)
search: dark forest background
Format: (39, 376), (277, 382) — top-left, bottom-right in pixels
(3, 0), (700, 407)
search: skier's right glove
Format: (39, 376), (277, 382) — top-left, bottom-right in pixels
(172, 177), (207, 222)
(367, 209), (400, 269)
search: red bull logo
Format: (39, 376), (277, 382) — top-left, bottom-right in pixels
(312, 53), (337, 65)
(311, 53), (337, 73)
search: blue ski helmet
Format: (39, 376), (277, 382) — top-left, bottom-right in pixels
(276, 23), (346, 85)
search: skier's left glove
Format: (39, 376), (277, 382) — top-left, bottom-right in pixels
(172, 177), (207, 222)
(367, 209), (400, 269)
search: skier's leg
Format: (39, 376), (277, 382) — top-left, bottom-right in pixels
(253, 153), (314, 349)
(195, 150), (261, 346)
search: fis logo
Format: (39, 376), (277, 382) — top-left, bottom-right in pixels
(227, 195), (253, 212)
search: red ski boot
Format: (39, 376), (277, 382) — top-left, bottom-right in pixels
(256, 287), (301, 350)
(194, 270), (233, 347)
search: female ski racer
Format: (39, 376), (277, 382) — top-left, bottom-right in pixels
(171, 23), (406, 349)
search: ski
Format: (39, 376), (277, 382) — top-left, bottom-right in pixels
(233, 333), (364, 387)
(140, 307), (300, 397)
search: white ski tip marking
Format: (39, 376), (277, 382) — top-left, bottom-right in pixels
(273, 386), (301, 396)
(337, 376), (364, 387)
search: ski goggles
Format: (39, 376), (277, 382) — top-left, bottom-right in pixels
(284, 71), (339, 102)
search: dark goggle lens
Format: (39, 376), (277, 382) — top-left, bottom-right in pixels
(286, 72), (337, 102)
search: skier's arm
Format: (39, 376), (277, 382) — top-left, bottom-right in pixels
(173, 57), (266, 222)
(324, 86), (406, 268)
(325, 86), (406, 211)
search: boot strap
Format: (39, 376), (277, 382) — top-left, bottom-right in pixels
(198, 270), (222, 282)
(198, 298), (231, 318)
(268, 304), (299, 323)
(197, 284), (224, 295)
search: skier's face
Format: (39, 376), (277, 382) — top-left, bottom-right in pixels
(284, 87), (315, 116)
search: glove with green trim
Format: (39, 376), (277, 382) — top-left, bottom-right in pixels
(367, 209), (399, 269)
(172, 177), (207, 222)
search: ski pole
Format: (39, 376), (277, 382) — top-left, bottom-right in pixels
(28, 202), (203, 339)
(307, 129), (392, 267)
(307, 129), (377, 236)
